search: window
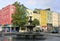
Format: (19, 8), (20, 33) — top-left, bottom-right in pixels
(11, 8), (14, 12)
(33, 11), (37, 13)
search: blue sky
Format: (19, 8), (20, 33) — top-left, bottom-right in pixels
(0, 0), (60, 13)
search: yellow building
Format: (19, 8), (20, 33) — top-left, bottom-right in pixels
(26, 9), (40, 25)
(32, 13), (40, 24)
(40, 10), (48, 30)
(27, 9), (48, 29)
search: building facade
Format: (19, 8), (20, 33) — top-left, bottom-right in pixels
(40, 10), (48, 30)
(26, 8), (60, 32)
(0, 5), (16, 25)
(32, 12), (40, 26)
(47, 11), (52, 24)
(58, 14), (60, 27)
(27, 9), (41, 25)
(47, 11), (53, 32)
(58, 14), (60, 32)
(52, 12), (58, 27)
(26, 9), (33, 17)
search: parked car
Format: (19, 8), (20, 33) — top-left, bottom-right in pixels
(51, 29), (59, 33)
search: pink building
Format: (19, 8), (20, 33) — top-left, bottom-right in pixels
(0, 5), (16, 25)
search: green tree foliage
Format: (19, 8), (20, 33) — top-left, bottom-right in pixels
(12, 1), (28, 27)
(32, 19), (40, 26)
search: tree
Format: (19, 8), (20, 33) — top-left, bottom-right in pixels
(32, 19), (40, 26)
(12, 1), (28, 27)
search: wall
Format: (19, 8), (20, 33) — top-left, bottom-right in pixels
(40, 10), (47, 30)
(0, 5), (16, 25)
(52, 12), (58, 27)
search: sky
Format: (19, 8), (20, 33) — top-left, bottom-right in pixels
(0, 0), (60, 13)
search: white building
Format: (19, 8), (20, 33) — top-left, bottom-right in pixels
(52, 12), (58, 27)
(58, 14), (60, 27)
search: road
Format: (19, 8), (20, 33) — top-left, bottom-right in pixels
(44, 35), (60, 41)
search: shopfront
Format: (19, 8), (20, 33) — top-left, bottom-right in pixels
(2, 24), (19, 32)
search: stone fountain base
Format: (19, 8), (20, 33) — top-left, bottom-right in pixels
(13, 32), (47, 40)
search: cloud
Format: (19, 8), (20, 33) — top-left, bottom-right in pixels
(24, 0), (54, 9)
(26, 0), (37, 5)
(38, 0), (53, 4)
(26, 0), (53, 6)
(17, 0), (60, 12)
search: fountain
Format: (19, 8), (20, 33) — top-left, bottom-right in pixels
(24, 16), (35, 32)
(13, 16), (47, 40)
